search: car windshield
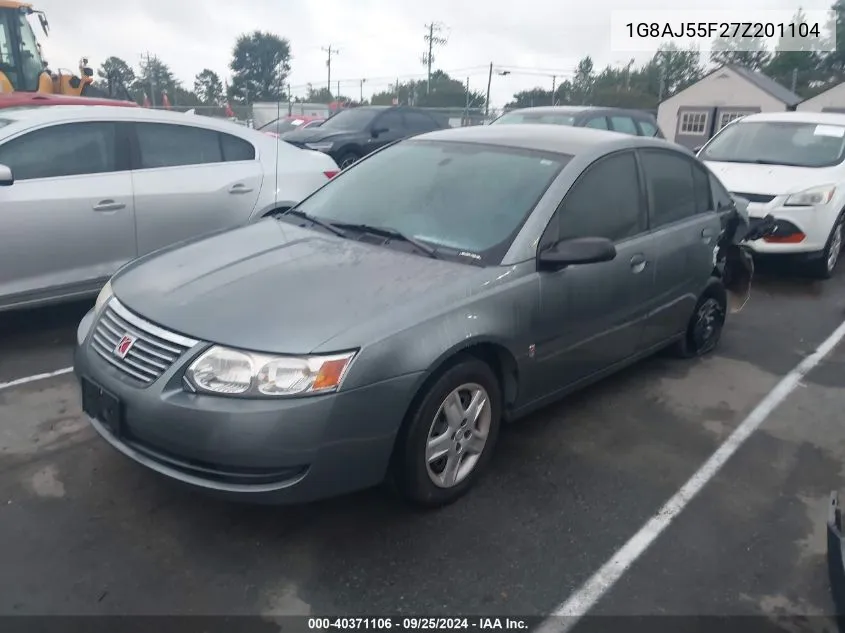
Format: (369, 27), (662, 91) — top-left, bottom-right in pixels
(701, 120), (845, 168)
(320, 108), (379, 130)
(493, 111), (576, 126)
(293, 139), (570, 265)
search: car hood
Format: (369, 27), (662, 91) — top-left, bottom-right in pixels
(112, 221), (480, 354)
(705, 160), (839, 197)
(282, 127), (355, 143)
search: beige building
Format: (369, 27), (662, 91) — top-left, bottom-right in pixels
(796, 82), (845, 113)
(657, 64), (802, 149)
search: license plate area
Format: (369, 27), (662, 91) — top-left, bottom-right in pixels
(81, 378), (124, 436)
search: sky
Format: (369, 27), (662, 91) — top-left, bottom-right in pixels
(29, 0), (833, 108)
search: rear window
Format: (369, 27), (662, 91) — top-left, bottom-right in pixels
(493, 111), (576, 126)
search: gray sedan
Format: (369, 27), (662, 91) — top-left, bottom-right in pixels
(74, 124), (729, 507)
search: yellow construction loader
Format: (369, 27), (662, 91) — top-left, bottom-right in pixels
(0, 0), (130, 99)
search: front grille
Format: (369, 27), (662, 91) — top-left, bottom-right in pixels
(731, 192), (776, 204)
(90, 299), (199, 385)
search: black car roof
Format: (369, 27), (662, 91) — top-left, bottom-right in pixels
(504, 105), (655, 118)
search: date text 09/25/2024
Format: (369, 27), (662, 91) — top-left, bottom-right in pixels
(625, 21), (822, 39)
(307, 618), (530, 631)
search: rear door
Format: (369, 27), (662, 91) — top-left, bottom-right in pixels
(608, 115), (640, 136)
(403, 110), (443, 136)
(636, 148), (722, 349)
(130, 122), (263, 255)
(367, 109), (407, 153)
(528, 150), (656, 400)
(0, 121), (136, 306)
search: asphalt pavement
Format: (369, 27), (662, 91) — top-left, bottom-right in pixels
(1, 263), (844, 623)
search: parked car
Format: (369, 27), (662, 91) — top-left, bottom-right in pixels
(0, 105), (339, 311)
(699, 111), (845, 279)
(74, 124), (733, 507)
(0, 92), (139, 110)
(282, 105), (447, 168)
(491, 106), (664, 138)
(258, 115), (324, 138)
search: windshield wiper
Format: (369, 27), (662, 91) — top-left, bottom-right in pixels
(280, 208), (346, 237)
(330, 222), (438, 258)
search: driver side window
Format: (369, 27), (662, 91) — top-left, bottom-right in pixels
(375, 110), (404, 133)
(542, 151), (646, 249)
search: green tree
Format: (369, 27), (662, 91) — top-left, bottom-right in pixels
(571, 56), (595, 104)
(133, 55), (177, 105)
(653, 43), (704, 97)
(764, 9), (822, 97)
(229, 31), (291, 103)
(820, 0), (845, 80)
(96, 56), (135, 92)
(370, 71), (483, 108)
(504, 87), (553, 109)
(710, 32), (773, 70)
(306, 85), (334, 102)
(194, 69), (224, 105)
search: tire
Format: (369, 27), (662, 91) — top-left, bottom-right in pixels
(808, 216), (844, 280)
(672, 287), (727, 359)
(391, 356), (502, 508)
(337, 152), (360, 170)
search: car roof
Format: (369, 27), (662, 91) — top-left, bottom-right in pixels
(503, 105), (652, 117)
(0, 93), (138, 109)
(0, 104), (258, 136)
(415, 123), (684, 157)
(736, 111), (845, 126)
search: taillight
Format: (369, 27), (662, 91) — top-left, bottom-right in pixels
(324, 170), (339, 179)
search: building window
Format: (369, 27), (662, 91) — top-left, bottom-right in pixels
(718, 112), (746, 130)
(679, 111), (708, 136)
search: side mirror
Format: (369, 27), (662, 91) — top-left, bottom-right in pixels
(693, 145), (703, 154)
(538, 237), (616, 271)
(371, 126), (388, 137)
(0, 164), (13, 187)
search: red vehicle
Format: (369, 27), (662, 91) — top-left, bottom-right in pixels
(0, 92), (138, 110)
(258, 115), (325, 138)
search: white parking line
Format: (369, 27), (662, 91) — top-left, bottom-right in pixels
(536, 317), (845, 633)
(0, 367), (73, 392)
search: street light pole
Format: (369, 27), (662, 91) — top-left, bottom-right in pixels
(485, 62), (493, 117)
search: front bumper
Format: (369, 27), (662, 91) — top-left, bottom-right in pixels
(73, 307), (422, 504)
(743, 201), (836, 256)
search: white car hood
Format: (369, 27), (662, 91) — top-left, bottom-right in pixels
(704, 160), (838, 197)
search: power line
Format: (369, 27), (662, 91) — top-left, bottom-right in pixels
(422, 22), (448, 94)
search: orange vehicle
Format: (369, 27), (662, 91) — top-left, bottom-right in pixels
(0, 1), (130, 99)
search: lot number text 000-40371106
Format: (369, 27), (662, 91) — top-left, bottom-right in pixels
(307, 618), (530, 631)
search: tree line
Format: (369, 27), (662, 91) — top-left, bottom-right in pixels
(95, 0), (845, 112)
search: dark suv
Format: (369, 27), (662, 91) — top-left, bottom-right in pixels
(491, 106), (664, 138)
(283, 105), (447, 168)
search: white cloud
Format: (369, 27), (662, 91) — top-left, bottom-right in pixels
(30, 0), (829, 107)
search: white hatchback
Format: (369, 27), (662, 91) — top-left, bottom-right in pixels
(700, 111), (845, 278)
(0, 105), (339, 311)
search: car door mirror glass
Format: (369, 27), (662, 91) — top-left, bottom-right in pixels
(538, 237), (616, 270)
(0, 163), (14, 186)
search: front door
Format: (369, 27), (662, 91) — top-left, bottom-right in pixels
(636, 148), (723, 349)
(130, 122), (263, 255)
(527, 150), (656, 401)
(0, 121), (136, 306)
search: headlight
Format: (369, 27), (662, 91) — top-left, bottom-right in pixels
(784, 185), (836, 206)
(94, 280), (113, 313)
(305, 142), (334, 151)
(185, 347), (357, 397)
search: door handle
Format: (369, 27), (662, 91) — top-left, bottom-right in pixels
(228, 184), (253, 194)
(701, 228), (715, 244)
(92, 200), (125, 212)
(630, 254), (647, 274)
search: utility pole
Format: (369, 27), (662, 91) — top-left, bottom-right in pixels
(791, 67), (799, 93)
(464, 76), (470, 125)
(551, 75), (557, 105)
(337, 80), (340, 100)
(485, 62), (493, 117)
(322, 45), (338, 95)
(422, 22), (448, 95)
(142, 51), (155, 107)
(360, 78), (366, 103)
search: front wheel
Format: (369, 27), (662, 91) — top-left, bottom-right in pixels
(391, 357), (502, 508)
(672, 289), (727, 359)
(809, 218), (843, 280)
(337, 152), (360, 169)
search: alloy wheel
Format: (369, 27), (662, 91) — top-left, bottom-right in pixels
(425, 383), (492, 489)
